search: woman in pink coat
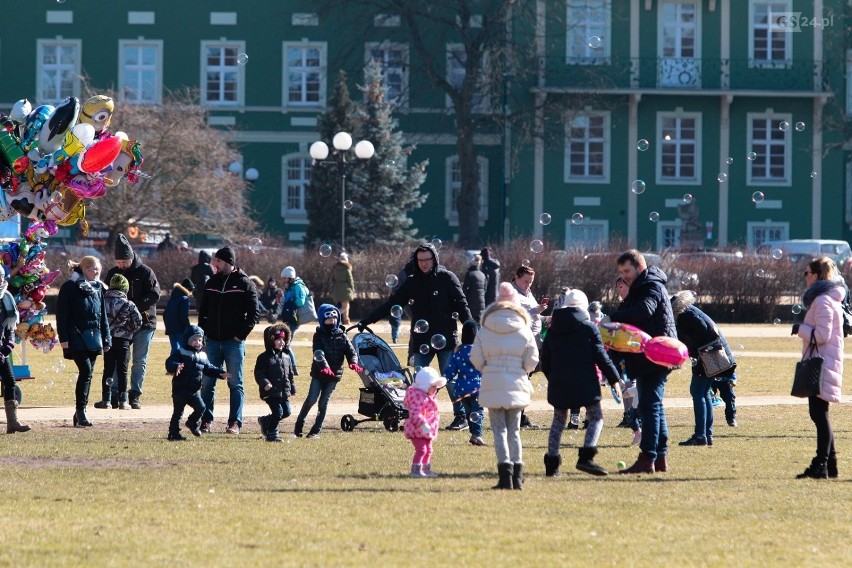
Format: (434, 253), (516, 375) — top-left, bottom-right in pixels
(794, 256), (845, 479)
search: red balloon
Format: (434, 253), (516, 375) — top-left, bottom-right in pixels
(78, 135), (122, 174)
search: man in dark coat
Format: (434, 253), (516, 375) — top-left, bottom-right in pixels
(480, 247), (501, 305)
(463, 255), (487, 322)
(360, 243), (472, 430)
(609, 249), (677, 474)
(106, 234), (161, 409)
(190, 250), (215, 307)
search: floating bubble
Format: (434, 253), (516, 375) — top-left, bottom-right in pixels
(539, 213), (552, 225)
(385, 160), (396, 169)
(734, 251), (744, 259)
(418, 344), (430, 355)
(384, 274), (399, 288)
(681, 273), (699, 287)
(571, 213), (584, 225)
(248, 237), (262, 254)
(431, 238), (442, 250)
(795, 121), (806, 132)
(648, 211), (660, 222)
(451, 312), (459, 320)
(414, 319), (429, 334)
(408, 299), (415, 305)
(237, 53), (249, 65)
(773, 318), (781, 325)
(810, 171), (818, 179)
(390, 305), (403, 318)
(313, 350), (326, 362)
(751, 191), (765, 204)
(430, 334), (447, 350)
(432, 290), (439, 296)
(105, 377), (114, 387)
(319, 244), (333, 257)
(470, 411), (483, 424)
(792, 304), (803, 315)
(343, 199), (354, 210)
(717, 173), (728, 183)
(631, 180), (646, 195)
(521, 259), (531, 267)
(779, 121), (790, 132)
(726, 157), (734, 165)
(682, 194), (693, 204)
(747, 151), (757, 161)
(755, 269), (765, 278)
(530, 239), (544, 254)
(587, 35), (602, 49)
(771, 248), (783, 260)
(636, 139), (650, 152)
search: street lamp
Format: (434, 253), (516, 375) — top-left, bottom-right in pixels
(309, 131), (374, 251)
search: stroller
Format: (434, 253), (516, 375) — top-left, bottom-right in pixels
(341, 326), (411, 432)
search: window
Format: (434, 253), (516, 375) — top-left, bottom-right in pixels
(750, 1), (791, 66)
(565, 112), (609, 182)
(446, 156), (488, 225)
(119, 40), (162, 104)
(658, 0), (700, 87)
(566, 0), (610, 63)
(747, 221), (788, 247)
(657, 112), (701, 184)
(657, 221), (682, 250)
(37, 39), (81, 102)
(282, 156), (311, 216)
(284, 43), (326, 107)
(446, 44), (489, 112)
(748, 113), (790, 185)
(365, 43), (408, 107)
(201, 42), (244, 105)
(567, 219), (608, 249)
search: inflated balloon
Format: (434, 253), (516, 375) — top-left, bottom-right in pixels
(643, 336), (689, 368)
(19, 105), (54, 153)
(598, 322), (651, 354)
(77, 135), (122, 174)
(78, 95), (114, 136)
(37, 96), (80, 155)
(104, 137), (143, 186)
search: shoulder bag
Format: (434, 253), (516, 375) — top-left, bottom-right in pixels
(296, 285), (318, 324)
(791, 331), (822, 398)
(697, 339), (736, 378)
(76, 325), (103, 352)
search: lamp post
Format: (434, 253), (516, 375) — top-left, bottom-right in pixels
(309, 132), (374, 251)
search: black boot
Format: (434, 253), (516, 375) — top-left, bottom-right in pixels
(266, 428), (283, 443)
(520, 413), (537, 429)
(616, 412), (631, 428)
(93, 390), (111, 409)
(492, 463), (514, 490)
(258, 415), (269, 436)
(576, 447), (608, 476)
(828, 453), (838, 479)
(294, 418), (304, 437)
(512, 463), (524, 490)
(168, 431), (187, 441)
(73, 406), (92, 428)
(544, 453), (562, 477)
(797, 457), (829, 479)
(5, 400), (31, 433)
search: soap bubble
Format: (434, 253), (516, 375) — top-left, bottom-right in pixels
(726, 157), (734, 165)
(530, 239), (544, 254)
(773, 318), (781, 325)
(682, 194), (693, 204)
(408, 299), (415, 305)
(521, 259), (531, 267)
(384, 274), (399, 288)
(413, 320), (429, 334)
(771, 248), (783, 259)
(313, 350), (326, 362)
(319, 244), (333, 257)
(795, 121), (806, 132)
(587, 36), (602, 49)
(105, 376), (114, 387)
(747, 151), (757, 161)
(636, 139), (650, 152)
(681, 273), (699, 287)
(432, 290), (438, 296)
(418, 344), (430, 355)
(734, 251), (744, 259)
(431, 238), (443, 250)
(751, 191), (765, 204)
(717, 173), (727, 183)
(237, 53), (249, 65)
(470, 411), (483, 424)
(451, 312), (459, 320)
(648, 211), (660, 222)
(430, 334), (447, 350)
(571, 213), (584, 225)
(779, 121), (790, 132)
(792, 304), (803, 315)
(247, 237), (262, 254)
(810, 171), (818, 179)
(631, 180), (646, 195)
(755, 269), (765, 278)
(343, 199), (354, 210)
(390, 305), (403, 318)
(539, 213), (552, 225)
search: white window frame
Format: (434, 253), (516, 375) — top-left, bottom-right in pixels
(566, 218), (609, 250)
(283, 42), (327, 108)
(656, 220), (682, 250)
(746, 221), (789, 247)
(566, 0), (611, 64)
(657, 0), (701, 88)
(445, 156), (488, 225)
(118, 39), (163, 104)
(281, 154), (311, 219)
(749, 0), (792, 68)
(446, 43), (489, 113)
(200, 40), (245, 106)
(846, 50), (852, 115)
(365, 42), (409, 108)
(656, 111), (701, 185)
(747, 112), (791, 186)
(37, 39), (81, 103)
(564, 111), (610, 183)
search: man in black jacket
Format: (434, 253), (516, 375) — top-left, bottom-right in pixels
(106, 234), (161, 409)
(197, 246), (259, 434)
(190, 250), (215, 307)
(360, 243), (472, 430)
(480, 247), (501, 306)
(609, 249), (677, 474)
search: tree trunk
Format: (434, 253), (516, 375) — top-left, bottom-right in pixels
(455, 119), (481, 249)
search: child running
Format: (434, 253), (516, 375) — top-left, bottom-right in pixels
(404, 367), (447, 478)
(255, 323), (297, 442)
(443, 319), (486, 445)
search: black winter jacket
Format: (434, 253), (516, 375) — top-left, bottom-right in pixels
(463, 265), (487, 322)
(190, 251), (215, 306)
(198, 268), (259, 341)
(165, 325), (225, 396)
(310, 315), (358, 381)
(164, 284), (192, 338)
(254, 326), (296, 399)
(481, 257), (500, 305)
(541, 307), (620, 409)
(609, 266), (677, 377)
(671, 292), (736, 378)
(56, 271), (111, 354)
(0, 290), (17, 361)
(106, 255), (160, 330)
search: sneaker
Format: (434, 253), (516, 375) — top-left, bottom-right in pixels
(130, 400), (142, 410)
(167, 432), (186, 441)
(200, 422), (212, 434)
(421, 464), (439, 478)
(185, 421), (201, 437)
(225, 423), (240, 434)
(707, 435), (714, 446)
(520, 414), (538, 429)
(306, 432), (320, 439)
(469, 435), (486, 446)
(266, 434), (283, 443)
(679, 435), (708, 446)
(711, 396), (723, 408)
(631, 429), (642, 446)
(93, 400), (111, 409)
(446, 415), (468, 431)
(616, 414), (631, 428)
(727, 418), (737, 427)
(257, 416), (268, 436)
(118, 402), (131, 410)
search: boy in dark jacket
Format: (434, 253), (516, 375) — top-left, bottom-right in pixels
(541, 290), (622, 477)
(294, 304), (362, 438)
(164, 279), (195, 351)
(255, 323), (296, 442)
(443, 320), (485, 445)
(95, 274), (142, 410)
(165, 325), (229, 440)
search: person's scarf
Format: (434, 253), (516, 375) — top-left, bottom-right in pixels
(0, 280), (18, 329)
(802, 278), (845, 309)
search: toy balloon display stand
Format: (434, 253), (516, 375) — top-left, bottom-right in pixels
(5, 344), (33, 404)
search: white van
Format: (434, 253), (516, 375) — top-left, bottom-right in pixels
(758, 239), (852, 275)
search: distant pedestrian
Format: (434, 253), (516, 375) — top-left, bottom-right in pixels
(94, 274), (142, 410)
(331, 252), (355, 325)
(480, 247), (501, 306)
(463, 255), (487, 322)
(190, 250), (215, 307)
(164, 278), (195, 352)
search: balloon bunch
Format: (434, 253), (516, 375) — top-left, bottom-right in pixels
(2, 221), (60, 352)
(598, 321), (689, 368)
(0, 95), (144, 235)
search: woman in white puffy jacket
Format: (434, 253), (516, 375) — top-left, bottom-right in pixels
(471, 283), (539, 490)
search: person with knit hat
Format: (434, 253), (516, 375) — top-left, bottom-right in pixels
(164, 278), (195, 352)
(105, 234), (160, 409)
(197, 245), (259, 434)
(443, 319), (486, 445)
(94, 274), (143, 410)
(330, 253), (355, 325)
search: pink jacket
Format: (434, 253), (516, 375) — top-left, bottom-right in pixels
(403, 386), (440, 440)
(797, 285), (844, 403)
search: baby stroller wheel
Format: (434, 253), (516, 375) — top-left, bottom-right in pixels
(341, 414), (356, 432)
(383, 416), (400, 432)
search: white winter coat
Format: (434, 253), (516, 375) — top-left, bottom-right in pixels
(470, 301), (539, 409)
(797, 284), (844, 403)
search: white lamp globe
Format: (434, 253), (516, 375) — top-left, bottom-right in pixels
(354, 140), (375, 159)
(309, 141), (329, 160)
(228, 161), (243, 175)
(332, 132), (353, 151)
(245, 168), (259, 181)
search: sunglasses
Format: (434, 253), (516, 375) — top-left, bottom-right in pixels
(803, 270), (814, 276)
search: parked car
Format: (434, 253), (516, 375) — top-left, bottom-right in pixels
(757, 239), (852, 276)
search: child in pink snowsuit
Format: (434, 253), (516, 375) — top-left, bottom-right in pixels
(404, 367), (446, 478)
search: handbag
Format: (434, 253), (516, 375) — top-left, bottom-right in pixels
(79, 328), (103, 351)
(697, 339), (736, 378)
(791, 331), (822, 398)
(296, 290), (317, 323)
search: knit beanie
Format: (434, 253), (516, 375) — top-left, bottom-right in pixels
(215, 246), (236, 266)
(563, 289), (589, 312)
(181, 278), (195, 292)
(413, 366), (447, 392)
(461, 319), (479, 345)
(114, 234), (133, 260)
(109, 274), (129, 293)
(281, 266), (296, 279)
(496, 282), (517, 304)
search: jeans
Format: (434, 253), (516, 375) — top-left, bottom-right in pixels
(412, 349), (464, 417)
(636, 371), (669, 460)
(295, 378), (338, 435)
(264, 396), (292, 431)
(102, 338), (130, 402)
(808, 395), (835, 463)
(73, 352), (99, 408)
(713, 379), (737, 423)
(461, 396), (484, 436)
(200, 339), (246, 427)
(689, 373), (714, 439)
(129, 326), (155, 396)
(489, 407), (523, 465)
(170, 392), (205, 434)
(167, 334), (180, 352)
